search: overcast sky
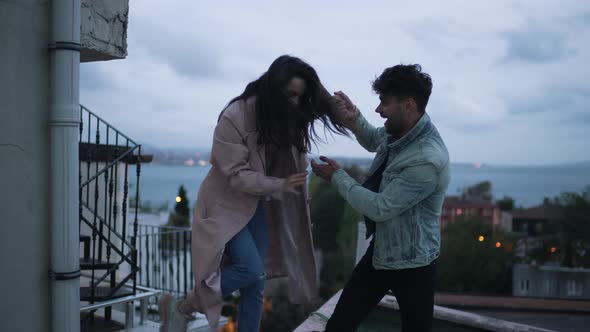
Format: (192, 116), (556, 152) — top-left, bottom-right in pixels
(80, 0), (590, 165)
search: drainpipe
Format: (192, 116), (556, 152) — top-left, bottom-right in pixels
(48, 0), (80, 331)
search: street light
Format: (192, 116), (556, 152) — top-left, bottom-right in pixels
(478, 235), (485, 242)
(176, 196), (182, 203)
(495, 242), (502, 248)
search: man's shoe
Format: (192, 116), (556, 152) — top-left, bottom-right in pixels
(159, 293), (189, 332)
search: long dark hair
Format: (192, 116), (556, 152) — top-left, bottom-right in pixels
(228, 55), (348, 153)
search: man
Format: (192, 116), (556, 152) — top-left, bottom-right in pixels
(311, 64), (450, 332)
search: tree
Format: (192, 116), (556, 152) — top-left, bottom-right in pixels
(496, 196), (515, 211)
(166, 185), (190, 227)
(310, 184), (345, 252)
(309, 165), (366, 301)
(464, 181), (493, 201)
(437, 216), (514, 294)
(174, 185), (190, 218)
(543, 187), (590, 267)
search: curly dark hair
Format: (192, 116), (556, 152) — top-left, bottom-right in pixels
(372, 64), (433, 113)
(228, 55), (347, 153)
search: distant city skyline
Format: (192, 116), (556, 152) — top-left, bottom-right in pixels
(81, 0), (590, 165)
(142, 145), (590, 168)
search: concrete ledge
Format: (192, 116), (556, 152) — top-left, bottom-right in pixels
(81, 0), (129, 62)
(294, 290), (558, 332)
(435, 293), (590, 314)
(380, 296), (556, 332)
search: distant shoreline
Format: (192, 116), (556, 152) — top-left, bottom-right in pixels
(149, 159), (590, 169)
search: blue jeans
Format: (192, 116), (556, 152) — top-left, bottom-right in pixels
(221, 201), (268, 332)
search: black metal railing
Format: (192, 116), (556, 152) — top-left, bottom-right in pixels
(135, 225), (194, 298)
(79, 104), (142, 319)
(131, 224), (193, 317)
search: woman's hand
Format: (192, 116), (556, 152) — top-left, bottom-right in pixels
(333, 91), (360, 129)
(283, 171), (309, 194)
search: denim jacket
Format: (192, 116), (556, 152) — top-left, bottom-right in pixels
(331, 113), (450, 270)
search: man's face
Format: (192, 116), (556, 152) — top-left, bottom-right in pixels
(375, 94), (407, 136)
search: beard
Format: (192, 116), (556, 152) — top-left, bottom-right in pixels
(384, 118), (403, 137)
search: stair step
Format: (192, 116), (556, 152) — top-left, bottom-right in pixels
(80, 258), (117, 270)
(79, 142), (153, 164)
(80, 286), (134, 302)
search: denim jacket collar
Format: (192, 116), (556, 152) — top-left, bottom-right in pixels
(387, 113), (432, 153)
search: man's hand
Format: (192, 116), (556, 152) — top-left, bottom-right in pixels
(311, 156), (342, 182)
(333, 91), (360, 129)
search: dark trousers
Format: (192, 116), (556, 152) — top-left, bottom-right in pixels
(325, 243), (437, 332)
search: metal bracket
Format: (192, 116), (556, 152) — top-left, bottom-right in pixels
(48, 269), (81, 281)
(48, 41), (81, 52)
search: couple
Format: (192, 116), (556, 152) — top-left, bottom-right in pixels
(159, 55), (450, 332)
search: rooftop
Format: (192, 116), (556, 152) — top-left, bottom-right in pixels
(510, 205), (564, 220)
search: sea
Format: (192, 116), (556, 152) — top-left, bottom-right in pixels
(130, 161), (590, 210)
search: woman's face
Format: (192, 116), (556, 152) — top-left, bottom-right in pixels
(285, 77), (307, 108)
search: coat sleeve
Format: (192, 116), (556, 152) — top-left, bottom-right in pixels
(211, 114), (286, 196)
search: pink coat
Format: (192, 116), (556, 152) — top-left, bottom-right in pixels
(185, 97), (318, 328)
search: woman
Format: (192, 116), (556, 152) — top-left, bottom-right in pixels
(159, 55), (348, 332)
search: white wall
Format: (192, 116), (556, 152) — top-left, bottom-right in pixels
(0, 1), (52, 331)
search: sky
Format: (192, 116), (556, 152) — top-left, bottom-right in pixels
(80, 0), (590, 166)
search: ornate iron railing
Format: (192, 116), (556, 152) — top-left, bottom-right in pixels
(79, 104), (142, 321)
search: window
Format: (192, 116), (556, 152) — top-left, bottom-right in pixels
(543, 279), (553, 294)
(520, 279), (530, 293)
(566, 280), (583, 296)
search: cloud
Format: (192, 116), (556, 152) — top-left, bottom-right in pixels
(80, 65), (109, 91)
(79, 0), (590, 165)
(579, 12), (590, 25)
(129, 20), (222, 79)
(507, 85), (590, 127)
(501, 22), (576, 63)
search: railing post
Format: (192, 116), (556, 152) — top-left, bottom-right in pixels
(140, 298), (148, 324)
(168, 230), (174, 292)
(158, 228), (168, 289)
(184, 231), (188, 296)
(132, 145), (141, 294)
(125, 300), (134, 329)
(112, 134), (119, 288)
(96, 119), (103, 262)
(176, 231), (181, 296)
(145, 225), (150, 288)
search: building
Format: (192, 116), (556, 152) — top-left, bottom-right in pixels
(510, 205), (564, 259)
(510, 205), (564, 237)
(440, 195), (502, 230)
(513, 264), (590, 300)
